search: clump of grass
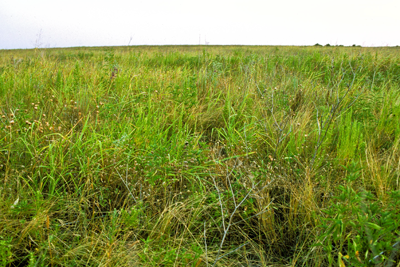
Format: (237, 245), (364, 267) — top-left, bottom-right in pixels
(0, 45), (400, 266)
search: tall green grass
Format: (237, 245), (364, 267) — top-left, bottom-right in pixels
(1, 45), (399, 266)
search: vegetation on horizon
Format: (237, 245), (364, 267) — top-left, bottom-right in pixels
(1, 45), (400, 266)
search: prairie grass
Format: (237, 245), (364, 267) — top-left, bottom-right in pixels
(0, 45), (400, 266)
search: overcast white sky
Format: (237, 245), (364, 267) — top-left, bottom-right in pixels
(1, 0), (399, 49)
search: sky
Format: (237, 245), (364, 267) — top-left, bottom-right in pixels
(1, 0), (399, 49)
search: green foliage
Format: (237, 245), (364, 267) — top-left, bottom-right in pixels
(171, 74), (198, 107)
(316, 162), (400, 266)
(0, 237), (12, 267)
(337, 109), (365, 161)
(0, 45), (400, 266)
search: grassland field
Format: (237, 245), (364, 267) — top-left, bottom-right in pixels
(0, 45), (400, 266)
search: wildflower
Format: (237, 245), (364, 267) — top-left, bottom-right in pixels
(11, 197), (19, 208)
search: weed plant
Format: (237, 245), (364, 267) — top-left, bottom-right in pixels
(0, 45), (400, 266)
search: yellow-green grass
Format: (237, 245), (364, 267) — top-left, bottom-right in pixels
(0, 45), (400, 266)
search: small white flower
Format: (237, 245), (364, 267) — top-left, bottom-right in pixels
(11, 197), (19, 209)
